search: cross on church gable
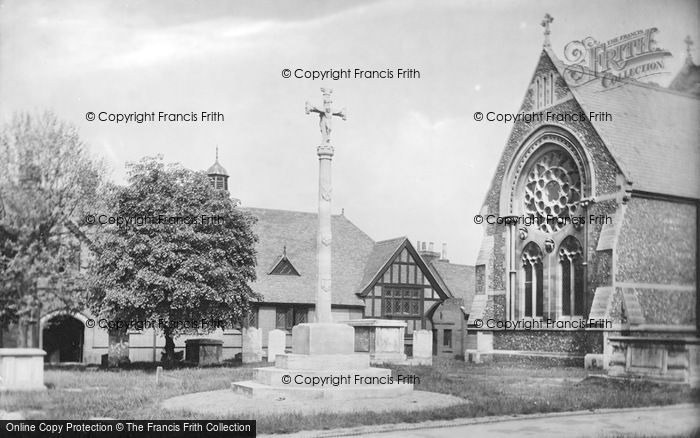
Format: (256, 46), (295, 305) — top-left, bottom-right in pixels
(541, 13), (554, 48)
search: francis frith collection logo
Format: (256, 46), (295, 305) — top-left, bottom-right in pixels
(563, 27), (672, 89)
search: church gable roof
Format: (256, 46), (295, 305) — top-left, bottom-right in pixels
(243, 207), (375, 306)
(544, 48), (700, 200)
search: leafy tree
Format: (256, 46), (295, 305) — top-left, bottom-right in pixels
(0, 112), (105, 347)
(87, 156), (258, 365)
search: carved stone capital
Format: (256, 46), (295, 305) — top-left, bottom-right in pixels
(544, 238), (555, 253)
(518, 226), (528, 240)
(317, 145), (334, 158)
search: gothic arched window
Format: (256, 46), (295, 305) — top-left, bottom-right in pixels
(523, 149), (581, 233)
(522, 242), (543, 318)
(559, 236), (583, 316)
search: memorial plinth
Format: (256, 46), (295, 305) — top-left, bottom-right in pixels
(231, 323), (413, 399)
(0, 348), (47, 392)
(231, 89), (413, 400)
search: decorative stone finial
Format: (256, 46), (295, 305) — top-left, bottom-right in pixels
(541, 13), (554, 48)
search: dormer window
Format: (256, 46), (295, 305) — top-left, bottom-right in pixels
(269, 246), (300, 276)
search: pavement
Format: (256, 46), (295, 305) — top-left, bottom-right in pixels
(265, 404), (700, 438)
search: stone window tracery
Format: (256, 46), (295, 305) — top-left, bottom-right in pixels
(534, 72), (556, 109)
(521, 242), (543, 318)
(559, 236), (584, 316)
(523, 149), (581, 233)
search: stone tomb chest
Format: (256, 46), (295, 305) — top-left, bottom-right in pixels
(184, 338), (223, 366)
(608, 336), (700, 387)
(345, 319), (407, 364)
(0, 348), (46, 391)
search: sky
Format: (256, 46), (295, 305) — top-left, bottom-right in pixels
(1, 0), (698, 265)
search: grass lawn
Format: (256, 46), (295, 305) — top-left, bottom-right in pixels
(1, 358), (698, 434)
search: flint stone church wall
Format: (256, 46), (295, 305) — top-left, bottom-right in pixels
(477, 52), (623, 327)
(493, 330), (604, 354)
(615, 198), (696, 326)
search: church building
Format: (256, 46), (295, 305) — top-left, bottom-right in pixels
(469, 20), (699, 377)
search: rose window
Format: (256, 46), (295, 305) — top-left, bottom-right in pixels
(523, 150), (581, 233)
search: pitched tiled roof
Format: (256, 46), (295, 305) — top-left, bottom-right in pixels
(547, 48), (700, 199)
(357, 237), (406, 293)
(669, 58), (700, 96)
(430, 260), (475, 309)
(243, 207), (375, 306)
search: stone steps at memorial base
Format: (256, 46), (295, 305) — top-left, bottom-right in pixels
(274, 353), (370, 370)
(254, 367), (393, 387)
(231, 380), (413, 400)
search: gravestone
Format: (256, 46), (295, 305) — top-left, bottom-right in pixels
(465, 349), (481, 363)
(241, 328), (263, 363)
(412, 330), (433, 365)
(267, 330), (286, 363)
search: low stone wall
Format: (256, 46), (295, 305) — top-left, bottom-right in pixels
(492, 330), (604, 354)
(465, 349), (584, 367)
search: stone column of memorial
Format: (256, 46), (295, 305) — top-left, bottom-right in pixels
(305, 88), (346, 324)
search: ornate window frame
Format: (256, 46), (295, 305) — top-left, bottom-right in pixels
(502, 126), (593, 216)
(558, 236), (584, 319)
(501, 126), (594, 322)
(520, 242), (544, 318)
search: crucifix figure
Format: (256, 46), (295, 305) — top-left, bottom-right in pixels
(541, 13), (554, 48)
(305, 88), (346, 145)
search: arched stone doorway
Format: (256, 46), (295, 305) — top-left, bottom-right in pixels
(42, 314), (84, 363)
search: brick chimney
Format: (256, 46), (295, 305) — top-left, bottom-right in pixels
(440, 243), (449, 263)
(418, 240), (440, 264)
